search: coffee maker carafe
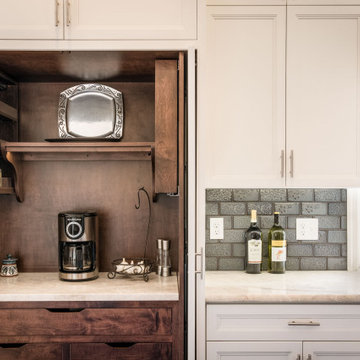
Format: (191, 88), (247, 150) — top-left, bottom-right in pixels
(58, 211), (99, 281)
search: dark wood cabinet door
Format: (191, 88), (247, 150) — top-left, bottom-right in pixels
(0, 343), (63, 360)
(71, 342), (171, 360)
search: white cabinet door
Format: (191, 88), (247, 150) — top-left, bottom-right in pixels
(304, 342), (360, 359)
(207, 342), (302, 360)
(203, 6), (286, 188)
(0, 0), (64, 40)
(65, 0), (196, 40)
(287, 6), (360, 187)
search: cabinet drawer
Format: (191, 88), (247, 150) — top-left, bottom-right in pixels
(0, 308), (171, 337)
(0, 343), (62, 360)
(71, 342), (171, 360)
(207, 304), (360, 341)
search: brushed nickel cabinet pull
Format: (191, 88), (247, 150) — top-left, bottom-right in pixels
(290, 150), (294, 177)
(195, 247), (204, 280)
(55, 0), (60, 26)
(288, 320), (320, 326)
(281, 150), (285, 178)
(66, 0), (71, 26)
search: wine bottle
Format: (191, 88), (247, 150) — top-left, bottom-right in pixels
(268, 212), (286, 273)
(245, 210), (262, 274)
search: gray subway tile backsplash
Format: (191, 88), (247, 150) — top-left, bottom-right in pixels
(206, 188), (347, 271)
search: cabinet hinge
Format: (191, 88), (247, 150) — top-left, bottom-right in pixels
(167, 185), (180, 197)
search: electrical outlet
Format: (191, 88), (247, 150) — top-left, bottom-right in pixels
(210, 217), (224, 240)
(296, 218), (318, 240)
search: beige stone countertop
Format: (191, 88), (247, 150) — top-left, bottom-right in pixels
(0, 272), (179, 302)
(206, 271), (360, 304)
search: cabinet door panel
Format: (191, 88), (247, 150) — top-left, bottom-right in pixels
(304, 342), (360, 359)
(287, 6), (360, 187)
(207, 342), (302, 360)
(0, 0), (64, 40)
(65, 0), (196, 40)
(204, 6), (286, 187)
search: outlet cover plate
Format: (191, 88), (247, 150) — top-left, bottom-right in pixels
(210, 217), (224, 240)
(296, 218), (318, 241)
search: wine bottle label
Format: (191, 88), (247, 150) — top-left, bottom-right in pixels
(271, 240), (286, 247)
(271, 247), (286, 262)
(248, 239), (262, 263)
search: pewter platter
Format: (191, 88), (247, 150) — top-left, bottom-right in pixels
(58, 84), (123, 140)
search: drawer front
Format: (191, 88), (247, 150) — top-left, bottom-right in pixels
(0, 308), (171, 337)
(0, 343), (62, 360)
(207, 304), (360, 341)
(71, 342), (172, 360)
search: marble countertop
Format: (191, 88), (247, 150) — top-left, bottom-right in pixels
(0, 272), (179, 302)
(206, 271), (360, 303)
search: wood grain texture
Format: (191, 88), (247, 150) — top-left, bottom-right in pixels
(176, 51), (186, 360)
(0, 343), (63, 360)
(0, 308), (171, 337)
(71, 342), (171, 360)
(155, 60), (178, 194)
(0, 51), (179, 83)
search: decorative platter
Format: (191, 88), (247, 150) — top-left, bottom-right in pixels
(57, 84), (123, 140)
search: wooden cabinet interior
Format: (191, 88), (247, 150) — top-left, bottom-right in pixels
(0, 51), (185, 279)
(0, 51), (185, 359)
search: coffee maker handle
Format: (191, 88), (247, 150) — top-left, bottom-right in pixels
(76, 246), (83, 270)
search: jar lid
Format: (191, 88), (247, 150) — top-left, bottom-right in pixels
(2, 254), (17, 265)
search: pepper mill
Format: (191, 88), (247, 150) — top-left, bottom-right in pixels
(161, 239), (171, 277)
(156, 239), (163, 275)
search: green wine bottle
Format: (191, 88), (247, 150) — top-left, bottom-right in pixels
(268, 212), (286, 273)
(245, 210), (262, 274)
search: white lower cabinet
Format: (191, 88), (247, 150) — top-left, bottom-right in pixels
(207, 304), (360, 360)
(207, 342), (302, 360)
(304, 342), (360, 360)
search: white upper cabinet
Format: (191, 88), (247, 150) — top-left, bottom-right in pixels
(287, 6), (360, 187)
(0, 0), (64, 40)
(65, 0), (196, 40)
(203, 4), (360, 188)
(204, 6), (286, 188)
(0, 0), (197, 40)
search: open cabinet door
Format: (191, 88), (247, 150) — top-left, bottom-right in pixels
(187, 48), (205, 360)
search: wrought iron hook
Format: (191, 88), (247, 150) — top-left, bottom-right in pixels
(135, 187), (151, 260)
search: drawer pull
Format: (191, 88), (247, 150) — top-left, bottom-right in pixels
(105, 343), (136, 349)
(46, 308), (85, 313)
(0, 343), (26, 348)
(288, 320), (320, 326)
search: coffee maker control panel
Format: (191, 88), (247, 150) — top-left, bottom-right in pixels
(65, 217), (83, 239)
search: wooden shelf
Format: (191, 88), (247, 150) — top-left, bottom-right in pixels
(0, 186), (14, 195)
(3, 141), (154, 161)
(0, 100), (17, 122)
(0, 141), (155, 202)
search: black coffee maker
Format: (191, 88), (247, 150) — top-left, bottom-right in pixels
(58, 211), (99, 281)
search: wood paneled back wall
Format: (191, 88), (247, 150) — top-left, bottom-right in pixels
(0, 81), (179, 272)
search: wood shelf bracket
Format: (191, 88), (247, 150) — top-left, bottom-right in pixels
(0, 140), (23, 202)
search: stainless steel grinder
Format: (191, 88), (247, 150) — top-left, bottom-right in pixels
(58, 211), (99, 281)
